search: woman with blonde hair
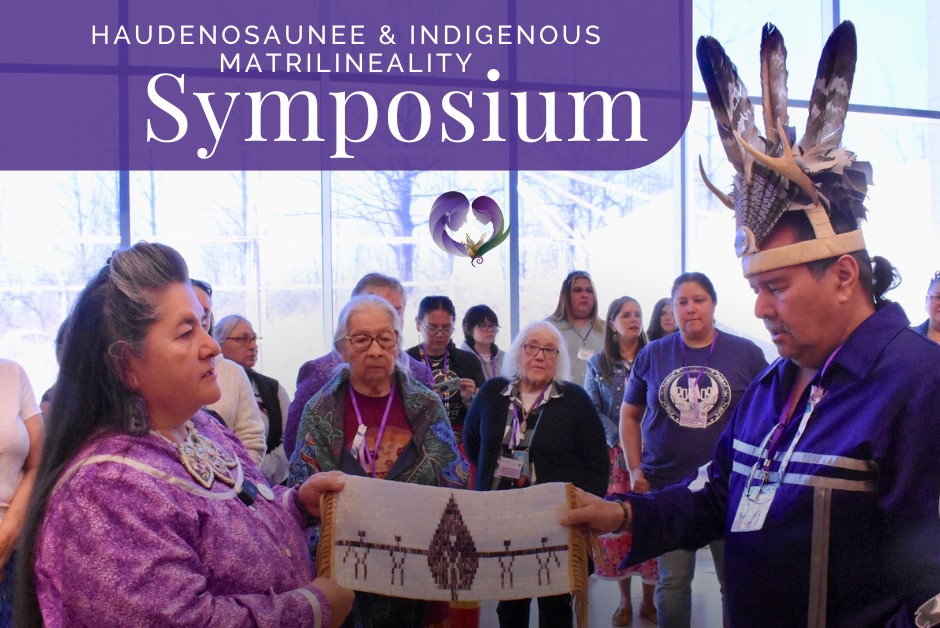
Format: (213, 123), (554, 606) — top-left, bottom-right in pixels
(545, 270), (604, 386)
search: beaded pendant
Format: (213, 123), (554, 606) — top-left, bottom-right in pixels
(171, 422), (238, 489)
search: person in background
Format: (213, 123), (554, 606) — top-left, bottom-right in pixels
(460, 304), (505, 381)
(0, 358), (43, 627)
(406, 296), (484, 448)
(286, 273), (434, 459)
(290, 294), (466, 628)
(913, 271), (940, 344)
(215, 314), (290, 486)
(464, 320), (608, 628)
(191, 280), (266, 465)
(583, 297), (657, 626)
(621, 272), (767, 628)
(545, 270), (604, 386)
(40, 321), (69, 417)
(17, 242), (352, 627)
(646, 297), (678, 342)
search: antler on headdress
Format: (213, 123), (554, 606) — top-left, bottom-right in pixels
(696, 21), (872, 277)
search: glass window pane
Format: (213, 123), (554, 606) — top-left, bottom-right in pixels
(0, 172), (119, 394)
(129, 170), (323, 389)
(331, 171), (509, 352)
(693, 0), (823, 102)
(517, 154), (679, 339)
(841, 0), (931, 111)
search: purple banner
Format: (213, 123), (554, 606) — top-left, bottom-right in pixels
(0, 0), (691, 170)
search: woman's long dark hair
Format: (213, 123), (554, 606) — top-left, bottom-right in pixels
(15, 242), (189, 627)
(646, 297), (675, 341)
(596, 296), (648, 383)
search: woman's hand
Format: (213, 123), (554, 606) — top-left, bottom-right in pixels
(296, 471), (346, 519)
(629, 469), (650, 494)
(311, 577), (354, 628)
(459, 378), (477, 406)
(560, 488), (628, 535)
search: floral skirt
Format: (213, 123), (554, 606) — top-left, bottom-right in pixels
(592, 446), (659, 583)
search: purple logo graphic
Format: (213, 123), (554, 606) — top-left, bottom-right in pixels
(429, 192), (509, 265)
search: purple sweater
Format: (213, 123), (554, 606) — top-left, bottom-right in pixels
(35, 412), (331, 627)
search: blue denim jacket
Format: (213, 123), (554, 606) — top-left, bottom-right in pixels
(584, 352), (628, 447)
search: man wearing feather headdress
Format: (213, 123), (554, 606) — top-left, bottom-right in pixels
(564, 21), (940, 627)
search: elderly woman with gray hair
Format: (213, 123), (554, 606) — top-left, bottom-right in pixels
(214, 314), (290, 486)
(463, 320), (608, 628)
(289, 294), (467, 628)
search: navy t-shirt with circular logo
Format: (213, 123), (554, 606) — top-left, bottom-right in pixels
(623, 330), (768, 489)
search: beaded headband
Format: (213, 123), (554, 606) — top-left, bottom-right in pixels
(696, 21), (872, 277)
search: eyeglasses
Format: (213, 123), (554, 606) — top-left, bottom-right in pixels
(421, 323), (455, 336)
(477, 323), (500, 332)
(345, 331), (400, 352)
(225, 334), (260, 346)
(522, 343), (560, 358)
(928, 294), (940, 302)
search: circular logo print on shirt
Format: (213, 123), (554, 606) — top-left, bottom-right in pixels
(657, 366), (732, 428)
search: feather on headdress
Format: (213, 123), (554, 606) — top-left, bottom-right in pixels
(697, 21), (873, 277)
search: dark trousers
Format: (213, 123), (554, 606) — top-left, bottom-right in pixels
(496, 594), (572, 628)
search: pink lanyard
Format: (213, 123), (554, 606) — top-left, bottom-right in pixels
(509, 384), (550, 450)
(350, 386), (395, 478)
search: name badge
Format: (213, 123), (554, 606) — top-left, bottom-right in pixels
(350, 424), (367, 458)
(495, 455), (524, 479)
(730, 483), (777, 532)
(678, 401), (706, 428)
(577, 345), (594, 361)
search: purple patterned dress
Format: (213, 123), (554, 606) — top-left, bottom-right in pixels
(34, 412), (332, 627)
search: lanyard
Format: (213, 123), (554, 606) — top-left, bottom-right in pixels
(753, 347), (842, 484)
(420, 344), (448, 377)
(509, 384), (550, 450)
(572, 322), (592, 345)
(472, 347), (496, 379)
(677, 330), (718, 392)
(349, 386), (395, 478)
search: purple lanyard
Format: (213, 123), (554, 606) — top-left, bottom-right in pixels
(420, 344), (448, 376)
(677, 330), (718, 391)
(761, 346), (842, 473)
(350, 386), (396, 478)
(509, 384), (550, 450)
(472, 348), (496, 379)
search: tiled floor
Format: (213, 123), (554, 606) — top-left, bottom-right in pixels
(479, 548), (724, 627)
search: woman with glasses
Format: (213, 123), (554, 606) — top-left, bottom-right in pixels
(545, 270), (605, 387)
(290, 294), (467, 628)
(215, 315), (289, 486)
(584, 297), (658, 626)
(646, 297), (678, 342)
(913, 271), (940, 344)
(406, 296), (484, 447)
(463, 321), (608, 628)
(460, 304), (505, 381)
(620, 273), (767, 628)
